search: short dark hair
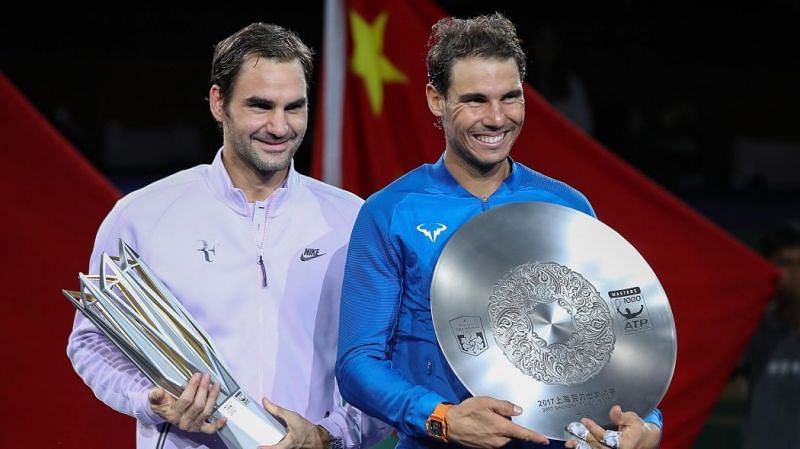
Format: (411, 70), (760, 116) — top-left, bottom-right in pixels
(426, 12), (526, 96)
(210, 22), (314, 110)
(762, 219), (800, 257)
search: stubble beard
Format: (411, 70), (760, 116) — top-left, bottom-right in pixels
(230, 130), (301, 176)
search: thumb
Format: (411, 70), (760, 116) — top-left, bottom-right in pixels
(261, 398), (290, 447)
(608, 405), (623, 425)
(147, 387), (168, 406)
(490, 398), (523, 417)
(262, 397), (287, 420)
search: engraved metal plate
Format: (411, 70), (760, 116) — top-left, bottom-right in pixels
(430, 202), (676, 440)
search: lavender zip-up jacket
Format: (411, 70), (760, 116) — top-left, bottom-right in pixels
(67, 149), (390, 449)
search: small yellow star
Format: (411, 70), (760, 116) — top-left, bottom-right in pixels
(349, 10), (408, 116)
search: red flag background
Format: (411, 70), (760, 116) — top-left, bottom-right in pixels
(0, 74), (130, 448)
(0, 1), (781, 447)
(312, 1), (780, 448)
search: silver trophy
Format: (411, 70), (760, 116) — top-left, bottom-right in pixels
(63, 239), (286, 449)
(430, 202), (677, 440)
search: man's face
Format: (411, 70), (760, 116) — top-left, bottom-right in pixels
(213, 56), (308, 176)
(432, 57), (525, 171)
(772, 246), (800, 303)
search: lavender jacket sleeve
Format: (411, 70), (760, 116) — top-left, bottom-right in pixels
(66, 201), (165, 426)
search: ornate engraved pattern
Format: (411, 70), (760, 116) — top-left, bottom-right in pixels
(488, 262), (615, 385)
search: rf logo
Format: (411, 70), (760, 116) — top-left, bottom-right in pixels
(197, 240), (217, 262)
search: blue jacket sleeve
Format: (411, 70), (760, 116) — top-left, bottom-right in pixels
(643, 408), (663, 429)
(336, 200), (447, 439)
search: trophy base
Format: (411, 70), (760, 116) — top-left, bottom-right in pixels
(215, 389), (287, 449)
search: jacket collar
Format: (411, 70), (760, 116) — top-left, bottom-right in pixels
(429, 152), (520, 196)
(207, 147), (297, 216)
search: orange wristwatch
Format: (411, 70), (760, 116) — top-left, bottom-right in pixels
(425, 403), (453, 442)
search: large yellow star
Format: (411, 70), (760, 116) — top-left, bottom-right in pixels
(349, 10), (408, 116)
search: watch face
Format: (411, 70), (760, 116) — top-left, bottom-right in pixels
(329, 438), (344, 449)
(428, 420), (444, 437)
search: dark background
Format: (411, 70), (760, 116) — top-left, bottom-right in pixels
(2, 3), (798, 445)
(4, 2), (798, 243)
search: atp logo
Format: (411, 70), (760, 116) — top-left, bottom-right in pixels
(609, 286), (653, 334)
(416, 223), (447, 243)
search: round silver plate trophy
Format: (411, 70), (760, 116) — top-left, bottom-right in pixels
(430, 202), (676, 441)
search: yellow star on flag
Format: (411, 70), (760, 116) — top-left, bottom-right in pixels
(349, 10), (408, 116)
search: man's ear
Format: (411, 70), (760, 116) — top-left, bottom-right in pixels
(426, 83), (445, 118)
(209, 85), (225, 122)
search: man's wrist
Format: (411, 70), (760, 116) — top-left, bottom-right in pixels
(425, 402), (454, 442)
(643, 422), (662, 448)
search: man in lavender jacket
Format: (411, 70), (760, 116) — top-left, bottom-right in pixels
(67, 22), (389, 449)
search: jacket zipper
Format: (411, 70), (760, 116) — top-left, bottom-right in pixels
(254, 199), (273, 288)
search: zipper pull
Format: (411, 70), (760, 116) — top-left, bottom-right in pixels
(258, 255), (268, 287)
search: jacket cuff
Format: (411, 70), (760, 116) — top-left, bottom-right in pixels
(130, 389), (166, 426)
(410, 391), (449, 437)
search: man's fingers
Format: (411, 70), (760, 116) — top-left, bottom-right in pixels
(187, 374), (218, 431)
(566, 421), (590, 441)
(200, 415), (228, 434)
(200, 380), (222, 418)
(198, 382), (228, 433)
(175, 373), (202, 414)
(180, 374), (211, 429)
(494, 417), (548, 445)
(486, 397), (523, 417)
(508, 424), (549, 445)
(565, 439), (593, 449)
(576, 417), (622, 449)
(580, 417), (607, 442)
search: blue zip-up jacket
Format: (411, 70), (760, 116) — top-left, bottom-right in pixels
(336, 156), (662, 449)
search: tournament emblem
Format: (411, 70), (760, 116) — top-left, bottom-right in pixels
(450, 316), (488, 356)
(488, 261), (615, 385)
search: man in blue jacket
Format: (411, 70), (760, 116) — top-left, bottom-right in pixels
(336, 13), (663, 449)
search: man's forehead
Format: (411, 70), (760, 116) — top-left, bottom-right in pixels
(231, 56), (307, 97)
(239, 55), (304, 75)
(448, 56), (521, 92)
(450, 57), (521, 85)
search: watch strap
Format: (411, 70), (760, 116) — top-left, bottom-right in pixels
(425, 402), (453, 442)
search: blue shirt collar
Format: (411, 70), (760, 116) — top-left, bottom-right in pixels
(428, 152), (520, 196)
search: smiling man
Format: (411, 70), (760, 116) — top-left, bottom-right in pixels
(67, 22), (389, 449)
(336, 13), (662, 449)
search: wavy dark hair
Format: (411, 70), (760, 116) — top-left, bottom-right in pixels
(426, 12), (526, 96)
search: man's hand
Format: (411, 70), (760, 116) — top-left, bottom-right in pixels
(148, 372), (226, 433)
(446, 396), (549, 449)
(259, 398), (330, 449)
(564, 405), (661, 449)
